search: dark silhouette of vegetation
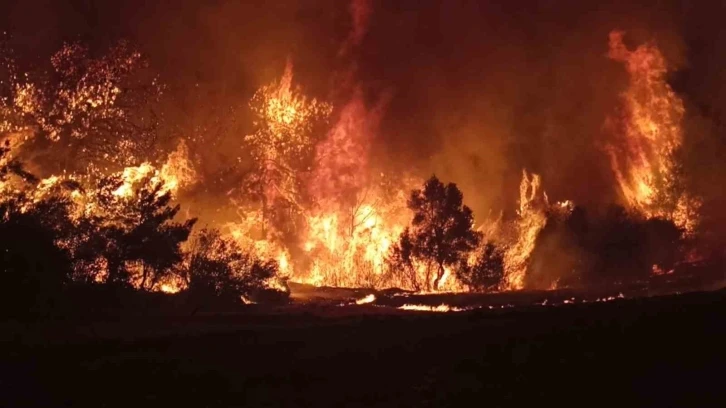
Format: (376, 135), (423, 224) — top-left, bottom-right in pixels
(0, 195), (74, 317)
(458, 242), (505, 292)
(0, 148), (287, 317)
(96, 175), (196, 289)
(388, 229), (421, 290)
(0, 36), (294, 318)
(526, 205), (684, 289)
(58, 174), (196, 289)
(587, 206), (682, 284)
(524, 206), (588, 290)
(390, 176), (481, 291)
(0, 142), (73, 316)
(178, 228), (288, 309)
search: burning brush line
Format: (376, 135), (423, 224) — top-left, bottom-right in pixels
(0, 28), (703, 296)
(350, 292), (627, 313)
(216, 28), (699, 294)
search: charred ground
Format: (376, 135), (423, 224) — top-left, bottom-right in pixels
(1, 288), (724, 407)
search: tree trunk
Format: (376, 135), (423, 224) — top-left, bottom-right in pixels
(433, 263), (445, 291)
(140, 264), (148, 290)
(425, 260), (433, 291)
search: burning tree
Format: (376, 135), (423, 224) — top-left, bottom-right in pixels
(245, 61), (332, 240)
(57, 172), (196, 289)
(301, 173), (415, 289)
(0, 38), (162, 171)
(0, 39), (163, 174)
(391, 176), (481, 291)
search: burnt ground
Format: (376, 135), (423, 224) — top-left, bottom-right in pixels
(0, 288), (725, 407)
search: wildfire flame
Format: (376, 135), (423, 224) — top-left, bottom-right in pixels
(502, 170), (549, 290)
(355, 294), (376, 305)
(111, 141), (195, 199)
(300, 179), (415, 288)
(0, 25), (707, 299)
(606, 30), (700, 234)
(398, 304), (466, 312)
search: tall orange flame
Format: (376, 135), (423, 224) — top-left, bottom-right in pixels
(606, 30), (699, 233)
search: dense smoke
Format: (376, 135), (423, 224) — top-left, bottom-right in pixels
(1, 1), (719, 209)
(1, 0), (726, 291)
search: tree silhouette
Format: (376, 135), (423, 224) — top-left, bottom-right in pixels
(394, 175), (481, 291)
(73, 175), (196, 289)
(0, 142), (75, 316)
(0, 195), (75, 317)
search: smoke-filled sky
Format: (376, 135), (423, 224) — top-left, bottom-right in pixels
(2, 0), (726, 218)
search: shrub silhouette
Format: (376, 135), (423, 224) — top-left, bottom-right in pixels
(0, 196), (74, 317)
(526, 205), (683, 289)
(458, 242), (505, 292)
(179, 228), (288, 308)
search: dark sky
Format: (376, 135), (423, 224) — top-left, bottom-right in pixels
(2, 0), (726, 216)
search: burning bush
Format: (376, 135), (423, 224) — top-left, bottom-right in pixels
(179, 228), (289, 305)
(458, 242), (505, 292)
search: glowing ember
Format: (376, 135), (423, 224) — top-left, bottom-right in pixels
(355, 294), (376, 305)
(160, 283), (181, 294)
(398, 304), (465, 312)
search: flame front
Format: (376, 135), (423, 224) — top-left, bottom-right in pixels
(503, 171), (549, 290)
(0, 26), (709, 299)
(605, 30), (700, 233)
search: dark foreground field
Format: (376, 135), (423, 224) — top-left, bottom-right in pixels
(1, 288), (725, 407)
